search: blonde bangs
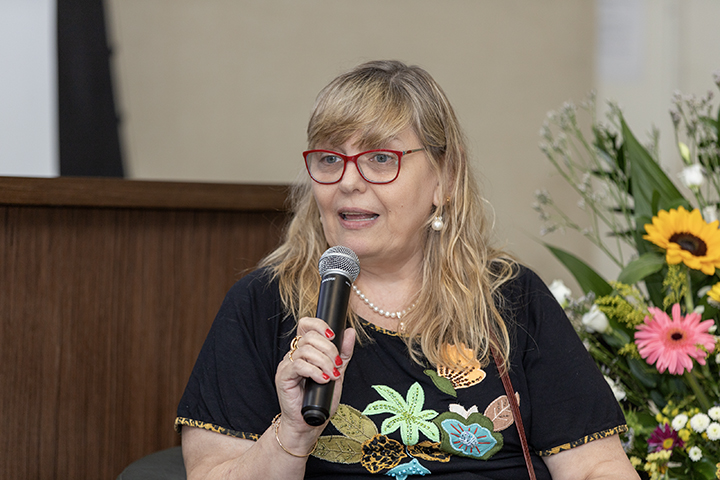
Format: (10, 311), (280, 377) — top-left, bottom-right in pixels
(308, 75), (415, 150)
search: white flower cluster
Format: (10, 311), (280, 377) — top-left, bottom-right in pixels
(668, 407), (720, 463)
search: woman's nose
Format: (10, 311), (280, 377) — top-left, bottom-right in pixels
(337, 159), (367, 192)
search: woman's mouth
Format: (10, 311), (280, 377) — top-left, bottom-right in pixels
(340, 212), (379, 221)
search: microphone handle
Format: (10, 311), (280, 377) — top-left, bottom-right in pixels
(301, 272), (351, 426)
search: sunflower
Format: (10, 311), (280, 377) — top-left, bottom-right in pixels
(643, 206), (720, 275)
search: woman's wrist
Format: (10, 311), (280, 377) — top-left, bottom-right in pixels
(272, 413), (318, 458)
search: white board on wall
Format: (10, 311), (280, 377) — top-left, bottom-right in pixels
(0, 0), (58, 177)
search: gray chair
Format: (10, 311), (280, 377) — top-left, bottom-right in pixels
(117, 446), (186, 480)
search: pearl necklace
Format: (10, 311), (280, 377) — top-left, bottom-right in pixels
(352, 285), (416, 320)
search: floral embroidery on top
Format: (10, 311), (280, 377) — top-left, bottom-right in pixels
(435, 343), (486, 389)
(362, 383), (440, 445)
(433, 411), (504, 460)
(312, 403), (450, 475)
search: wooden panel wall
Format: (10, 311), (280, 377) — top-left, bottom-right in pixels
(0, 177), (289, 479)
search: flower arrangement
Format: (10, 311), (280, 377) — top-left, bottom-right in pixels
(536, 70), (720, 479)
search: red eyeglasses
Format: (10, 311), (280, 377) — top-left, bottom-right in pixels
(303, 148), (425, 185)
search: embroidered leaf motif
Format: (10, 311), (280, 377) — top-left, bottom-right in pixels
(313, 435), (363, 463)
(331, 404), (378, 442)
(386, 458), (431, 480)
(360, 434), (406, 473)
(423, 369), (457, 397)
(483, 393), (520, 432)
(433, 411), (503, 460)
(362, 382), (440, 445)
(449, 403), (479, 419)
(407, 441), (451, 463)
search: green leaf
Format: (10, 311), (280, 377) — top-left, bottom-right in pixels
(331, 404), (378, 442)
(691, 457), (718, 479)
(627, 358), (658, 389)
(623, 117), (687, 222)
(423, 369), (457, 397)
(617, 252), (665, 285)
(544, 244), (612, 296)
(313, 435), (363, 463)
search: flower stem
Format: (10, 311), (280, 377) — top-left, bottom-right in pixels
(684, 370), (712, 411)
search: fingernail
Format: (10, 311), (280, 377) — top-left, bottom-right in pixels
(325, 329), (334, 339)
(333, 368), (340, 377)
(322, 373), (330, 380)
(335, 355), (343, 366)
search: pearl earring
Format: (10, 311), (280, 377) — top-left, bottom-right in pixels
(431, 215), (444, 231)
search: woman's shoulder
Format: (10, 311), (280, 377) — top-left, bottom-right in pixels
(498, 263), (549, 297)
(218, 266), (282, 313)
(227, 266), (278, 294)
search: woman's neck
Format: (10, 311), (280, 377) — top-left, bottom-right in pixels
(350, 260), (423, 332)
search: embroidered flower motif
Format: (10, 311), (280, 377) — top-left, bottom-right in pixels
(442, 419), (497, 457)
(385, 458), (431, 480)
(436, 344), (486, 389)
(363, 383), (440, 445)
(634, 303), (716, 375)
(647, 423), (684, 452)
(433, 411), (503, 460)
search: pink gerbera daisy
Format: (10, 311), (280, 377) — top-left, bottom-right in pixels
(635, 303), (716, 375)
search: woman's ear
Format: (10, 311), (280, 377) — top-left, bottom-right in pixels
(432, 180), (443, 208)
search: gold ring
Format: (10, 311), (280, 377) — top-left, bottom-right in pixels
(288, 335), (301, 362)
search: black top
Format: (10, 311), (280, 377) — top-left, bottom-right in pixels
(177, 265), (626, 479)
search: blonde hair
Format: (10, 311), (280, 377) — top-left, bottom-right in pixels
(260, 60), (517, 371)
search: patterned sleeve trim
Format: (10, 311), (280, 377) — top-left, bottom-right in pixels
(174, 417), (260, 441)
(537, 425), (628, 457)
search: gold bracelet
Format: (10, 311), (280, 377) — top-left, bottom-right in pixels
(272, 413), (318, 458)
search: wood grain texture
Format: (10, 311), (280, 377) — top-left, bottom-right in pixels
(0, 179), (289, 479)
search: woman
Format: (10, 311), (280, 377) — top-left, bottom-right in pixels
(177, 60), (639, 479)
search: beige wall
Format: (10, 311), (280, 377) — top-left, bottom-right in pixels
(106, 0), (596, 285)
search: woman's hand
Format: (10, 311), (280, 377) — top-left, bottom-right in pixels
(273, 317), (356, 452)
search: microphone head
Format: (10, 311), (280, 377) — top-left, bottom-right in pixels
(318, 246), (360, 282)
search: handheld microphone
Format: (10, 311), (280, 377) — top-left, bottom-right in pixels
(301, 246), (360, 426)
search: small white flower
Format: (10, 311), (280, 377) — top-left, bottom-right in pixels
(672, 414), (689, 431)
(707, 422), (720, 440)
(690, 413), (711, 433)
(678, 164), (706, 189)
(582, 304), (610, 334)
(604, 376), (626, 402)
(709, 406), (720, 421)
(703, 206), (718, 224)
(548, 279), (572, 307)
(688, 446), (703, 462)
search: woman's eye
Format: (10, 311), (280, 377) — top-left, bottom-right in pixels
(320, 155), (343, 165)
(370, 153), (393, 164)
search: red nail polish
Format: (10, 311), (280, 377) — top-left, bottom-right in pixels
(333, 368), (340, 377)
(325, 329), (334, 338)
(335, 355), (343, 366)
(322, 373), (330, 380)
